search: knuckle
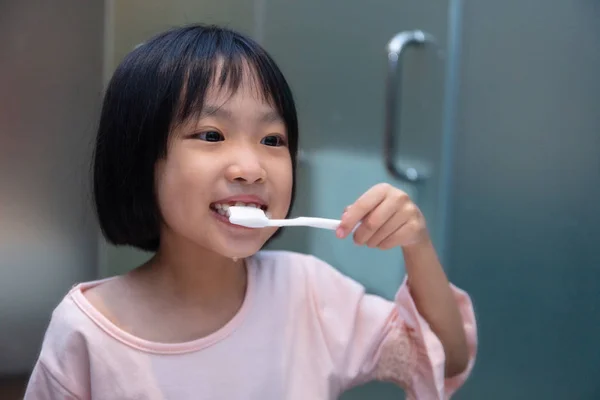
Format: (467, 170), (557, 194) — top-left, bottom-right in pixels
(352, 201), (367, 214)
(395, 190), (409, 201)
(362, 216), (380, 230)
(406, 220), (417, 233)
(366, 234), (380, 248)
(380, 239), (394, 250)
(389, 190), (407, 205)
(414, 219), (426, 231)
(408, 220), (424, 235)
(405, 202), (418, 215)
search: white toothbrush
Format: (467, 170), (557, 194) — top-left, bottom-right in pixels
(228, 206), (341, 230)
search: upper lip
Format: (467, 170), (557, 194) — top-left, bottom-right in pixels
(211, 195), (268, 208)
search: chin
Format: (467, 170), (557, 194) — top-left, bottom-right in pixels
(218, 243), (264, 259)
(213, 233), (273, 259)
(199, 213), (280, 259)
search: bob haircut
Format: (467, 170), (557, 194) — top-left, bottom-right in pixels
(93, 24), (298, 252)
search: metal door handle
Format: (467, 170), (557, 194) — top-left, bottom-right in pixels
(384, 30), (436, 182)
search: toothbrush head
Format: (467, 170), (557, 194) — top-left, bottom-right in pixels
(228, 206), (270, 228)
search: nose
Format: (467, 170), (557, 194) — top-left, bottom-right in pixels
(225, 149), (266, 184)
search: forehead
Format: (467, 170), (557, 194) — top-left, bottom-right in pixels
(174, 82), (284, 134)
(173, 56), (286, 131)
(203, 80), (272, 110)
(196, 67), (283, 126)
(204, 61), (274, 106)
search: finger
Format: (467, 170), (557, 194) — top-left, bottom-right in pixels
(337, 183), (390, 238)
(353, 196), (402, 245)
(363, 209), (408, 247)
(378, 220), (420, 250)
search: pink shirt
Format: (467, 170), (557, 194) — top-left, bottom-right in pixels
(24, 251), (477, 399)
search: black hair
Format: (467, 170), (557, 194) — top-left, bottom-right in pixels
(93, 24), (298, 252)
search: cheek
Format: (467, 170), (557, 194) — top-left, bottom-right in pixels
(271, 158), (293, 212)
(155, 157), (212, 226)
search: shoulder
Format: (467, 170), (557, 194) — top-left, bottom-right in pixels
(43, 286), (99, 349)
(80, 277), (124, 327)
(33, 284), (102, 396)
(37, 277), (122, 366)
(48, 276), (124, 330)
(40, 280), (113, 352)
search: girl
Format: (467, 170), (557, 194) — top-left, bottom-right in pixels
(25, 25), (477, 399)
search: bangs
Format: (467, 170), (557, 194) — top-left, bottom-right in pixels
(160, 27), (295, 129)
(177, 53), (281, 124)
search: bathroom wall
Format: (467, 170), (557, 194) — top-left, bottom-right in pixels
(0, 0), (104, 374)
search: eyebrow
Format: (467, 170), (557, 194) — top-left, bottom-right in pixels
(200, 105), (283, 124)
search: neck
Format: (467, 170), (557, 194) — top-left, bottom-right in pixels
(140, 231), (247, 308)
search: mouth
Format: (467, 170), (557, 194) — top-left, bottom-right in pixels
(209, 201), (271, 218)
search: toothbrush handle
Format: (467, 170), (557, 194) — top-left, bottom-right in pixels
(275, 217), (341, 230)
(299, 217), (341, 230)
(299, 218), (362, 232)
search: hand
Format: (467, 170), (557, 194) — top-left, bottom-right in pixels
(336, 183), (429, 250)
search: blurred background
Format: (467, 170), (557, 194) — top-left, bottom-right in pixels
(1, 0), (599, 398)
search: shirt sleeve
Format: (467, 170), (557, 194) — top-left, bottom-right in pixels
(303, 255), (477, 399)
(24, 361), (80, 400)
(23, 298), (91, 400)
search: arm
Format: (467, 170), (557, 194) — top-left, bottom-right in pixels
(402, 239), (468, 377)
(337, 183), (475, 379)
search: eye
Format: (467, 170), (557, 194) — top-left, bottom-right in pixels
(261, 135), (286, 147)
(195, 130), (224, 142)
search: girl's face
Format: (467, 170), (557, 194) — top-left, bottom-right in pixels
(154, 79), (293, 259)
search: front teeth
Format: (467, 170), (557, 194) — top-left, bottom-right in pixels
(235, 202), (258, 208)
(213, 202), (263, 217)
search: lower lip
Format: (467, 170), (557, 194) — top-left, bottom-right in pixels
(211, 209), (256, 231)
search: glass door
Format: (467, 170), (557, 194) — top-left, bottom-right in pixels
(261, 1), (458, 397)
